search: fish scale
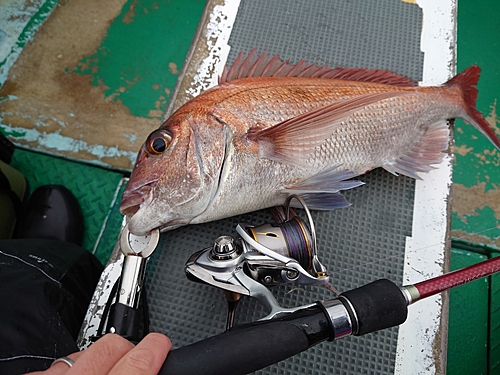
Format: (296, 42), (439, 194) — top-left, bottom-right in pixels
(297, 94), (430, 168)
(218, 79), (406, 127)
(120, 52), (500, 235)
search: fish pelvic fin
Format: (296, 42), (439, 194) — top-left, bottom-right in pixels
(446, 66), (500, 150)
(383, 121), (450, 179)
(247, 91), (409, 166)
(282, 165), (364, 210)
(288, 192), (351, 210)
(220, 48), (417, 86)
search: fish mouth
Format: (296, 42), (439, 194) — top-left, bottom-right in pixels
(156, 219), (191, 233)
(120, 182), (156, 216)
(126, 193), (192, 235)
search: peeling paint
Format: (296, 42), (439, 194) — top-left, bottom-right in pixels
(473, 150), (500, 166)
(168, 62), (179, 75)
(452, 182), (500, 230)
(71, 0), (205, 120)
(451, 229), (500, 250)
(123, 133), (137, 143)
(0, 0), (206, 170)
(0, 0), (58, 86)
(451, 176), (500, 259)
(1, 124), (137, 166)
(122, 0), (137, 24)
(485, 99), (500, 136)
(77, 250), (124, 349)
(185, 0), (241, 99)
(453, 144), (473, 156)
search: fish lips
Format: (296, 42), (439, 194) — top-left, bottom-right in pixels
(128, 211), (190, 235)
(120, 186), (156, 235)
(126, 196), (192, 235)
(120, 182), (190, 235)
(120, 182), (156, 216)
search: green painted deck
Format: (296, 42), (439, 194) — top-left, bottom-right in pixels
(453, 0), (500, 250)
(1, 0), (499, 373)
(448, 1), (500, 373)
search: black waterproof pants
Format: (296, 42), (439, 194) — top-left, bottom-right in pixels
(0, 239), (103, 374)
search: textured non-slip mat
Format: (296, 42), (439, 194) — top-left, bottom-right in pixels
(146, 170), (415, 374)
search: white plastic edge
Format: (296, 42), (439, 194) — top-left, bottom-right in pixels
(395, 1), (456, 374)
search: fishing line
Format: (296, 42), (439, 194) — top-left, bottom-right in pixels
(279, 217), (311, 270)
(332, 224), (499, 277)
(266, 204), (498, 293)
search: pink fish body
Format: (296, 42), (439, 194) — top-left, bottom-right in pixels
(120, 51), (500, 235)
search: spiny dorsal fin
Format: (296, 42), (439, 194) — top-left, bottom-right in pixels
(219, 48), (417, 86)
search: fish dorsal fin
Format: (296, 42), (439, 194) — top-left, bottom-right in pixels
(219, 48), (417, 86)
(247, 91), (410, 166)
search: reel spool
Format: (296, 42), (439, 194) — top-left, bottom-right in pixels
(247, 216), (313, 271)
(238, 195), (327, 284)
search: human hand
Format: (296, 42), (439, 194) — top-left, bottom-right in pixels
(28, 332), (172, 375)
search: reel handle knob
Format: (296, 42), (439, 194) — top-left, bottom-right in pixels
(210, 236), (241, 260)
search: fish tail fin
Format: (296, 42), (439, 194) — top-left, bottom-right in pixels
(446, 66), (500, 150)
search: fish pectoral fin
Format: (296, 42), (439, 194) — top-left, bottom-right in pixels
(383, 121), (450, 179)
(282, 165), (364, 210)
(247, 91), (409, 166)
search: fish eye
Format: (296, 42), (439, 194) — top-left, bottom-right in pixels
(146, 129), (173, 155)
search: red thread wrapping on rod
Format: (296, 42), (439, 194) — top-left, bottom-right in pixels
(414, 256), (500, 299)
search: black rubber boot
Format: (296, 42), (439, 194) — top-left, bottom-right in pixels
(17, 185), (85, 246)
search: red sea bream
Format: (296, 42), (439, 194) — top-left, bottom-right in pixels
(120, 51), (500, 235)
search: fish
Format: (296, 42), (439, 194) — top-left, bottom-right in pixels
(120, 49), (500, 235)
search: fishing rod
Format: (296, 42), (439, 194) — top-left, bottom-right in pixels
(159, 195), (500, 374)
(104, 195), (500, 374)
(159, 255), (500, 375)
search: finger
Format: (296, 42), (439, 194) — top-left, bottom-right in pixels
(109, 333), (172, 375)
(69, 334), (135, 375)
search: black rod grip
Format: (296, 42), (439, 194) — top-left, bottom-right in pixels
(106, 302), (141, 342)
(340, 279), (408, 336)
(159, 306), (330, 375)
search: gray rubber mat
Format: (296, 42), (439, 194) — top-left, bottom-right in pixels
(145, 0), (423, 373)
(226, 0), (424, 81)
(146, 171), (415, 374)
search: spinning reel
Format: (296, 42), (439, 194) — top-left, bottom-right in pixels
(185, 195), (332, 326)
